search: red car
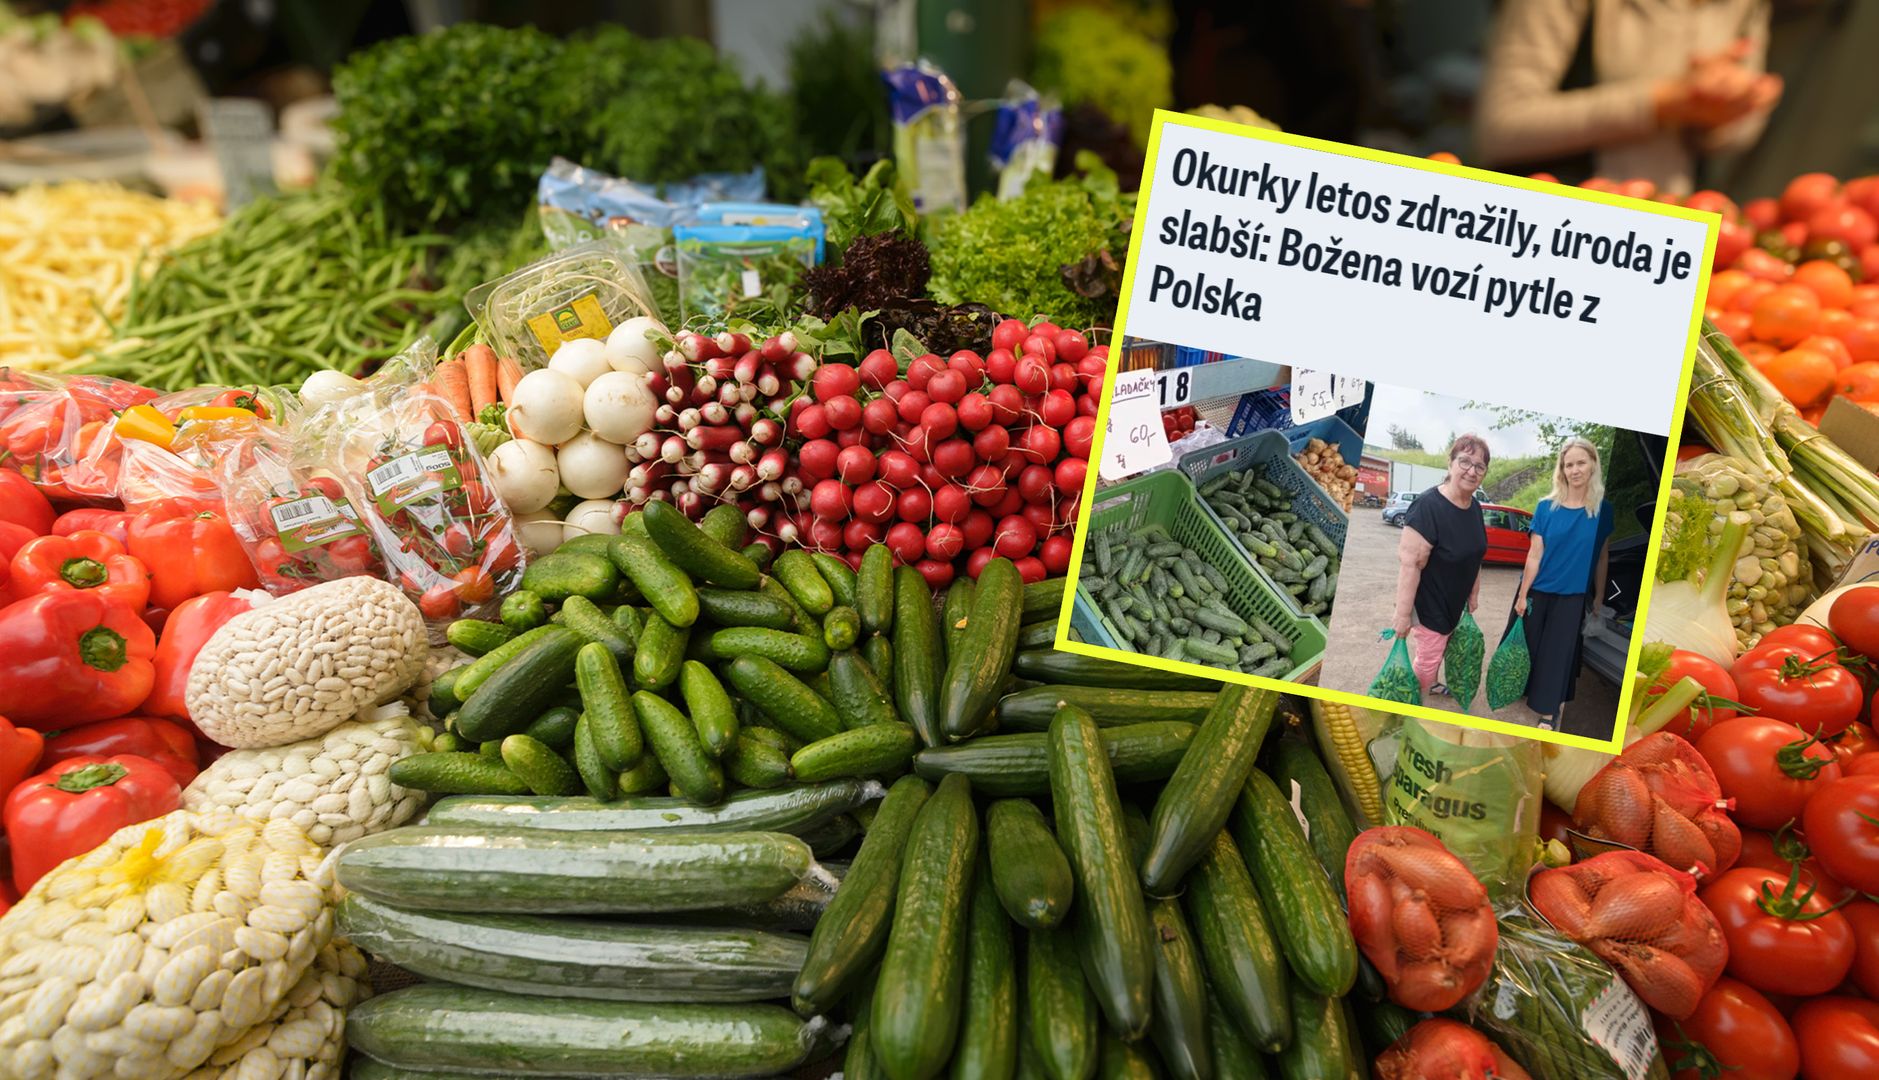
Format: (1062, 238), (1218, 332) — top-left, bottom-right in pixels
(1481, 504), (1534, 566)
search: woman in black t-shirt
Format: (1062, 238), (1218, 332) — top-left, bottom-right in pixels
(1392, 435), (1491, 698)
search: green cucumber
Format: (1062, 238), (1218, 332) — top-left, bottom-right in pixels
(1099, 1032), (1161, 1079)
(573, 642), (642, 772)
(985, 798), (1074, 930)
(760, 573), (820, 635)
(346, 984), (828, 1078)
(1231, 771), (1358, 998)
(1207, 993), (1271, 1079)
(484, 736), (571, 796)
(446, 618), (513, 656)
(337, 893), (808, 1002)
(996, 686), (1217, 732)
(846, 974), (887, 1080)
(1012, 650), (1217, 690)
(1146, 879), (1213, 1080)
(741, 540), (775, 569)
(914, 722), (1197, 798)
(873, 773), (978, 1080)
(792, 775), (933, 1016)
(571, 713), (617, 801)
(725, 655), (842, 744)
(428, 666), (466, 716)
(709, 626), (831, 673)
(610, 533), (699, 627)
(423, 781), (879, 835)
(633, 690), (726, 804)
(679, 660), (738, 758)
(823, 605), (861, 651)
(857, 544), (895, 637)
(700, 503), (749, 550)
(863, 633), (894, 688)
(892, 565), (943, 746)
(389, 752), (529, 796)
(1048, 704), (1154, 1040)
(812, 551), (859, 608)
(1268, 732), (1361, 903)
(633, 614), (689, 689)
(773, 550), (835, 615)
(455, 627), (585, 744)
(558, 533), (618, 557)
(790, 723), (917, 784)
(695, 586), (797, 630)
(615, 750), (669, 796)
(724, 731), (794, 789)
(452, 625), (558, 703)
(797, 812), (861, 857)
(1141, 685), (1278, 896)
(479, 739), (504, 760)
(1026, 927), (1098, 1080)
(742, 723), (799, 754)
(521, 706), (579, 751)
(950, 852), (1018, 1080)
(1183, 831), (1290, 1053)
(558, 596), (636, 662)
(941, 578), (976, 662)
(432, 732), (464, 753)
(338, 827), (815, 915)
(1272, 984), (1353, 1080)
(612, 604), (645, 639)
(1021, 578), (1070, 620)
(939, 558), (1025, 742)
(643, 498), (760, 589)
(827, 650), (899, 730)
(520, 550), (620, 604)
(1017, 619), (1060, 650)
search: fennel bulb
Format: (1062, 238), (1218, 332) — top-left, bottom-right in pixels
(1642, 488), (1749, 669)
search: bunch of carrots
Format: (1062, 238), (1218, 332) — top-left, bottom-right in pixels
(423, 344), (524, 426)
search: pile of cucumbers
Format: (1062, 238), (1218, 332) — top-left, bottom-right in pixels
(342, 502), (1452, 1078)
(1198, 466), (1342, 621)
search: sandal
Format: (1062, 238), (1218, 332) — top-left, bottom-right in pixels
(1430, 682), (1450, 697)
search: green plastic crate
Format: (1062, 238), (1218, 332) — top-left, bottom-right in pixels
(1074, 470), (1327, 681)
(1179, 431), (1346, 623)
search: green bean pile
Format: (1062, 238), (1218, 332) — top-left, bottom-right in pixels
(82, 189), (459, 390)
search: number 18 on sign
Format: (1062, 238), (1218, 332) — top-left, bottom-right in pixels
(1099, 369), (1173, 481)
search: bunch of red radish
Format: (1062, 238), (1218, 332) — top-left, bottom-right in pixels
(777, 316), (1104, 589)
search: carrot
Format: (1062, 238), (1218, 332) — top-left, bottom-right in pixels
(463, 344), (499, 418)
(497, 355), (525, 404)
(433, 358), (473, 424)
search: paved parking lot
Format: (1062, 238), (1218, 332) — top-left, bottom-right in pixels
(1320, 507), (1620, 733)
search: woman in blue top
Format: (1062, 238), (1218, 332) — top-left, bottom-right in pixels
(1512, 436), (1615, 730)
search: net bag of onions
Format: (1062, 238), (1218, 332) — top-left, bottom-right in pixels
(1528, 850), (1727, 1019)
(1345, 826), (1499, 1012)
(1374, 1019), (1533, 1080)
(1572, 732), (1741, 880)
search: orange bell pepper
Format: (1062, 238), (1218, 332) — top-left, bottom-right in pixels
(126, 502), (258, 609)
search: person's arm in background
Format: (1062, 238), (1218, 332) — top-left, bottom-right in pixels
(1591, 538), (1611, 610)
(1394, 525), (1433, 641)
(1696, 4), (1782, 155)
(1474, 0), (1664, 166)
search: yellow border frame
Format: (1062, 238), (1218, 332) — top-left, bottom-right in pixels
(1053, 108), (1721, 754)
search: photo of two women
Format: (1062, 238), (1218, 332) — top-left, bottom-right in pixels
(1319, 386), (1663, 742)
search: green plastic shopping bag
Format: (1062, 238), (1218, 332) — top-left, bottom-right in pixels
(1444, 612), (1485, 712)
(1485, 616), (1532, 710)
(1369, 630), (1422, 706)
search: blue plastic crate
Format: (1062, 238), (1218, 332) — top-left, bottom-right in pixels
(1283, 415), (1365, 483)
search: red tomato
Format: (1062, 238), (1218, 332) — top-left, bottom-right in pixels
(1658, 976), (1800, 1080)
(1732, 650), (1863, 737)
(1802, 775), (1879, 894)
(1843, 900), (1879, 998)
(1698, 717), (1844, 830)
(1734, 828), (1853, 906)
(1656, 649), (1741, 739)
(1850, 755), (1879, 777)
(1790, 997), (1879, 1080)
(1752, 623), (1841, 655)
(1830, 721), (1879, 768)
(1828, 584), (1879, 660)
(1701, 867), (1856, 995)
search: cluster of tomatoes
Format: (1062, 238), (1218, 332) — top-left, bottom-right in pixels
(1161, 405), (1199, 442)
(1630, 587), (1879, 1080)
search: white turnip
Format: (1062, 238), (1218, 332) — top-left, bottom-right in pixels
(548, 337), (613, 388)
(557, 431), (630, 500)
(508, 369), (586, 444)
(605, 315), (666, 375)
(486, 438), (560, 514)
(564, 499), (621, 538)
(514, 510), (566, 555)
(584, 370), (658, 444)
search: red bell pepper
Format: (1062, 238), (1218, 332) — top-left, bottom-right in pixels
(0, 715), (44, 797)
(127, 500), (259, 609)
(141, 590), (251, 727)
(0, 592), (157, 730)
(10, 530), (151, 612)
(0, 521), (27, 607)
(0, 470), (53, 535)
(53, 508), (133, 547)
(43, 716), (198, 787)
(5, 753), (180, 893)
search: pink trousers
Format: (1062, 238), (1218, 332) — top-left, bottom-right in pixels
(1410, 625), (1450, 693)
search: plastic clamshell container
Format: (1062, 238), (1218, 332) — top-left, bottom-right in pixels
(1072, 469), (1326, 682)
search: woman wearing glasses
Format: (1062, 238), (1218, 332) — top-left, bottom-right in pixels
(1513, 437), (1615, 731)
(1392, 434), (1491, 698)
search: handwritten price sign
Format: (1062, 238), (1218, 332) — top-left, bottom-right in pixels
(1099, 369), (1174, 481)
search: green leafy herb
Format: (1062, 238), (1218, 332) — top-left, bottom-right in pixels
(807, 158), (918, 255)
(1031, 7), (1173, 150)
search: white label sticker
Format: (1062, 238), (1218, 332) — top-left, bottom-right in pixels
(1291, 368), (1339, 424)
(1156, 367), (1196, 408)
(418, 448), (455, 473)
(1582, 978), (1659, 1080)
(267, 495), (339, 532)
(1287, 779), (1312, 841)
(740, 269), (762, 298)
(367, 452), (424, 496)
(1099, 369), (1174, 481)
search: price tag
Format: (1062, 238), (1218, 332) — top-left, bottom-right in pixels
(1291, 368), (1340, 424)
(199, 98), (276, 211)
(1156, 367), (1195, 409)
(1098, 369), (1173, 481)
(1335, 375), (1367, 408)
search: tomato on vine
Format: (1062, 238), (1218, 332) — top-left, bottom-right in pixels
(1657, 976), (1799, 1080)
(1700, 866), (1855, 996)
(1696, 716), (1844, 830)
(1801, 775), (1879, 894)
(1732, 643), (1863, 737)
